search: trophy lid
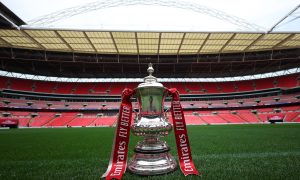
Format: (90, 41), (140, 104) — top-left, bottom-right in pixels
(137, 63), (163, 88)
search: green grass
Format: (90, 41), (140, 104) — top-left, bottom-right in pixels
(0, 124), (300, 179)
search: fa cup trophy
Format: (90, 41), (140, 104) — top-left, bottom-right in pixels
(102, 63), (199, 179)
(127, 63), (177, 175)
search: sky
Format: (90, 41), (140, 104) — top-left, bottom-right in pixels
(2, 0), (300, 32)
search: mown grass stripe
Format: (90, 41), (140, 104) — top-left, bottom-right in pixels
(0, 124), (299, 179)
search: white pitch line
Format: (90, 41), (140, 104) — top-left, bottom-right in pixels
(193, 151), (300, 159)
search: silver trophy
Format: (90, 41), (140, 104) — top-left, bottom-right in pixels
(127, 63), (177, 175)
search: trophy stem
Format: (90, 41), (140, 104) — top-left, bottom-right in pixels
(135, 135), (169, 153)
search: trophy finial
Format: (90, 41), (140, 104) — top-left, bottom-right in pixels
(140, 62), (162, 86)
(147, 63), (154, 76)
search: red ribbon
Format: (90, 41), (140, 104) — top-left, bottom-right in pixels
(101, 88), (134, 180)
(168, 88), (200, 176)
(102, 88), (199, 179)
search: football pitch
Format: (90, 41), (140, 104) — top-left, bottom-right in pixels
(0, 124), (300, 180)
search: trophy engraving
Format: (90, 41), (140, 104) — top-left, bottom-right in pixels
(127, 63), (177, 175)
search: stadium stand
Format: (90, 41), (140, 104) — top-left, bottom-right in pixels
(0, 76), (7, 89)
(235, 80), (254, 92)
(92, 116), (117, 126)
(46, 112), (77, 127)
(254, 78), (275, 90)
(54, 82), (75, 94)
(294, 116), (300, 122)
(2, 105), (299, 127)
(0, 73), (299, 95)
(199, 115), (228, 124)
(67, 116), (97, 127)
(73, 83), (95, 94)
(92, 82), (112, 94)
(218, 82), (237, 93)
(236, 110), (260, 123)
(0, 72), (299, 127)
(9, 78), (33, 91)
(34, 81), (56, 93)
(218, 112), (247, 123)
(29, 112), (56, 127)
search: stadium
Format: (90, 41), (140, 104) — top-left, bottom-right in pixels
(0, 0), (300, 179)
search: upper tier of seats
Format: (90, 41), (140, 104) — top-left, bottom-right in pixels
(0, 73), (299, 95)
(1, 93), (299, 110)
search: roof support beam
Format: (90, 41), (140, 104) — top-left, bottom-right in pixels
(177, 33), (186, 55)
(109, 32), (119, 54)
(219, 33), (236, 53)
(244, 34), (264, 51)
(197, 33), (210, 54)
(54, 31), (74, 51)
(21, 30), (46, 50)
(157, 32), (162, 55)
(135, 32), (139, 55)
(0, 37), (12, 47)
(273, 34), (295, 49)
(83, 32), (97, 53)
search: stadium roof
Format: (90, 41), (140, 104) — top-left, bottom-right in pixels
(0, 0), (299, 79)
(0, 28), (300, 55)
(0, 2), (26, 28)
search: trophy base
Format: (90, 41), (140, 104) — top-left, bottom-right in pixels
(127, 152), (177, 176)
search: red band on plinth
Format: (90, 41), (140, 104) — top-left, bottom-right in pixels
(168, 88), (200, 176)
(101, 88), (134, 180)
